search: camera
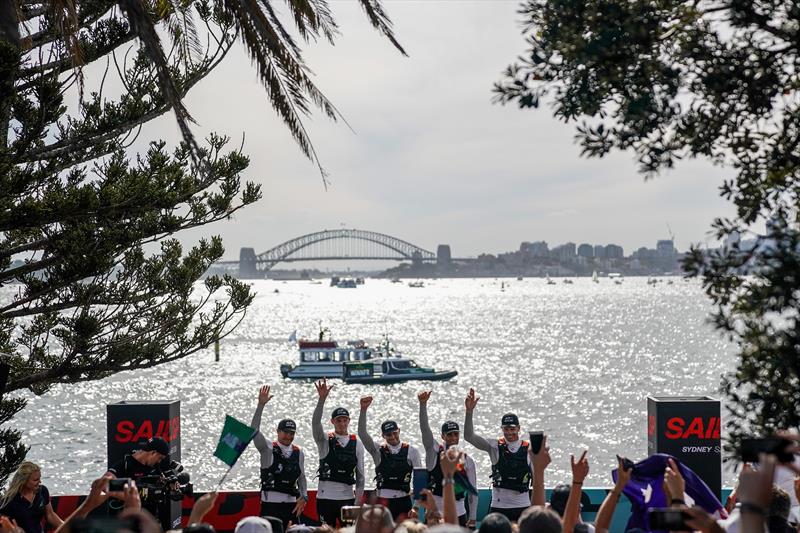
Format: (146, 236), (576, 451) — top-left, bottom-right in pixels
(648, 508), (691, 531)
(138, 461), (193, 504)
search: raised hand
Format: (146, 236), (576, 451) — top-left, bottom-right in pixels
(360, 396), (373, 410)
(440, 446), (463, 477)
(123, 480), (141, 511)
(615, 455), (632, 489)
(530, 435), (551, 473)
(570, 450), (589, 484)
(188, 491), (218, 525)
(418, 390), (432, 405)
(664, 458), (685, 500)
(86, 475), (112, 508)
(464, 388), (480, 412)
(315, 378), (333, 400)
(258, 385), (274, 405)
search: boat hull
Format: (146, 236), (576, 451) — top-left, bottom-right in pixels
(343, 370), (457, 384)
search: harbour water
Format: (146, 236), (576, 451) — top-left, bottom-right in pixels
(13, 277), (737, 493)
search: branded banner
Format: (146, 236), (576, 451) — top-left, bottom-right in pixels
(107, 400), (182, 529)
(647, 396), (721, 497)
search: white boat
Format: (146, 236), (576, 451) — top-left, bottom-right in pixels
(280, 334), (456, 382)
(281, 336), (376, 379)
(546, 274), (556, 285)
(592, 271), (599, 283)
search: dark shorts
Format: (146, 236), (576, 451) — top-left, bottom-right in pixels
(489, 506), (528, 523)
(260, 501), (297, 531)
(315, 498), (354, 528)
(378, 496), (413, 522)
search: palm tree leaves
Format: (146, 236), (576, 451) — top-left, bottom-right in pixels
(356, 0), (406, 57)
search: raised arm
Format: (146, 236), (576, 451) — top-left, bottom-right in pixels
(563, 450), (589, 533)
(313, 379), (333, 455)
(252, 385), (275, 468)
(595, 456), (631, 533)
(418, 391), (435, 452)
(355, 440), (365, 502)
(439, 448), (462, 525)
(463, 389), (493, 454)
(530, 435), (551, 507)
(357, 396), (380, 464)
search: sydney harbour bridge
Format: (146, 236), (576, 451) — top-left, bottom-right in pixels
(214, 229), (455, 278)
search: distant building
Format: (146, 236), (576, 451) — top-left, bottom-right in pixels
(656, 239), (676, 257)
(594, 245), (606, 259)
(605, 244), (624, 259)
(437, 245), (452, 265)
(528, 241), (549, 257)
(577, 243), (593, 258)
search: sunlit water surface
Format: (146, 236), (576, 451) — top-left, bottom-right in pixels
(9, 277), (737, 493)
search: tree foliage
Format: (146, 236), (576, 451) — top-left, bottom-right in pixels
(495, 0), (800, 448)
(0, 0), (404, 485)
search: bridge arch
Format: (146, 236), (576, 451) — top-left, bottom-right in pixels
(252, 229), (435, 271)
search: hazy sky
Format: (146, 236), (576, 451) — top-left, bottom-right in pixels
(134, 0), (736, 260)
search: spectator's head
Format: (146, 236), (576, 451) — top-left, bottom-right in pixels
(441, 421), (460, 447)
(549, 484), (572, 517)
(139, 437), (170, 465)
(397, 520), (428, 533)
(261, 516), (284, 533)
(381, 421), (400, 446)
(518, 506), (562, 533)
(0, 461), (41, 507)
(277, 419), (297, 446)
(354, 504), (394, 533)
(478, 513), (512, 533)
(330, 407), (350, 434)
(769, 485), (791, 521)
(235, 516), (273, 533)
(500, 414), (520, 442)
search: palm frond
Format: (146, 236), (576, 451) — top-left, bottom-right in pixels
(356, 0), (406, 56)
(117, 0), (201, 163)
(282, 0), (338, 43)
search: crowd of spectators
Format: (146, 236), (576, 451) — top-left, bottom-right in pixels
(0, 384), (798, 533)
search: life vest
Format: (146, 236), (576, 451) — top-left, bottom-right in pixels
(318, 432), (357, 485)
(490, 438), (531, 492)
(427, 444), (466, 500)
(375, 443), (412, 492)
(261, 442), (302, 496)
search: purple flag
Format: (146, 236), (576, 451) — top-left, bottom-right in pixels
(611, 454), (726, 532)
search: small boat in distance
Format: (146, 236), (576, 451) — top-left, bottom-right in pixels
(592, 271), (600, 283)
(280, 331), (456, 383)
(336, 278), (357, 288)
(546, 274), (556, 285)
(408, 280), (424, 288)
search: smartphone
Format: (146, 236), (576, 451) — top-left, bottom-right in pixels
(529, 432), (544, 454)
(412, 467), (429, 500)
(108, 478), (130, 492)
(340, 506), (361, 525)
(648, 508), (691, 531)
(741, 436), (794, 463)
(616, 455), (635, 472)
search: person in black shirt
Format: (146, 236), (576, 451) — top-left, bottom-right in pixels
(0, 462), (63, 533)
(105, 436), (171, 517)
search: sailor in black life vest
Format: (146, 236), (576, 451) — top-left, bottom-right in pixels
(250, 385), (308, 530)
(417, 390), (478, 528)
(357, 395), (422, 521)
(312, 378), (365, 527)
(464, 388), (532, 523)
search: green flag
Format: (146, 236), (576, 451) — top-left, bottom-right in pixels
(214, 415), (257, 467)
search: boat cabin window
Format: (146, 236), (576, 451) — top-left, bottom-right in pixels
(391, 360), (418, 369)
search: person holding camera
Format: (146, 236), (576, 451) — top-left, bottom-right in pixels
(464, 388), (532, 522)
(251, 385), (308, 530)
(312, 378), (365, 527)
(357, 395), (421, 522)
(418, 390), (477, 528)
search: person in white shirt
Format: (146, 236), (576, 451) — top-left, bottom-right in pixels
(357, 395), (422, 521)
(311, 378), (365, 527)
(464, 388), (532, 523)
(418, 390), (478, 528)
(251, 385), (308, 530)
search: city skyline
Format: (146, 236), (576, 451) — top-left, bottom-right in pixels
(129, 1), (740, 259)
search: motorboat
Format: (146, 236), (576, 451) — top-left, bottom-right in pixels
(280, 333), (456, 383)
(336, 278), (357, 288)
(408, 281), (424, 288)
(355, 277), (365, 285)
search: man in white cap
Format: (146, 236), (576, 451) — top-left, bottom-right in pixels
(464, 388), (532, 522)
(418, 390), (478, 528)
(312, 378), (365, 527)
(357, 395), (422, 521)
(235, 516), (273, 533)
(251, 385), (308, 530)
